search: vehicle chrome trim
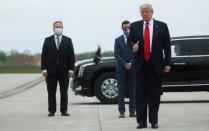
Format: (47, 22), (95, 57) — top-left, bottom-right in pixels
(172, 55), (209, 58)
(78, 62), (95, 77)
(171, 37), (209, 41)
(162, 83), (209, 87)
(173, 62), (186, 65)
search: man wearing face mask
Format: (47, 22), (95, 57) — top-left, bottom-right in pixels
(114, 20), (136, 118)
(41, 21), (75, 117)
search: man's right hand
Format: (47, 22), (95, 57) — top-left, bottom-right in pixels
(124, 63), (132, 70)
(133, 41), (140, 53)
(42, 72), (48, 78)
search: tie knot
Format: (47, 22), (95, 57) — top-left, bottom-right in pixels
(146, 22), (149, 26)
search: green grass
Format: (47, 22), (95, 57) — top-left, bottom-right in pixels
(0, 66), (41, 73)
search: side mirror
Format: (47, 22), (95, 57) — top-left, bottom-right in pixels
(93, 45), (101, 64)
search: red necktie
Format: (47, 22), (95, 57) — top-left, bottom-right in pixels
(144, 22), (150, 61)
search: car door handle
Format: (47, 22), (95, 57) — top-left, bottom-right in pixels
(173, 62), (186, 65)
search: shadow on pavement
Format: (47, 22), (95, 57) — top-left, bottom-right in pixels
(161, 100), (209, 104)
(70, 102), (113, 105)
(70, 100), (209, 105)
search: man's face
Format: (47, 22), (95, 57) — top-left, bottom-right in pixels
(122, 23), (130, 34)
(122, 23), (130, 30)
(53, 22), (63, 30)
(140, 7), (153, 22)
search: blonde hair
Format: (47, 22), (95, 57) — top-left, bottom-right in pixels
(140, 3), (153, 12)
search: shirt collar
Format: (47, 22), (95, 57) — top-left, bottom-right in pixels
(123, 34), (127, 39)
(143, 18), (154, 26)
(54, 35), (62, 39)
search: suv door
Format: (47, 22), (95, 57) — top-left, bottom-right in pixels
(162, 39), (190, 91)
(203, 36), (209, 91)
(187, 38), (205, 90)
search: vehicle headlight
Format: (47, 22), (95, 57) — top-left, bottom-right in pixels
(78, 62), (95, 77)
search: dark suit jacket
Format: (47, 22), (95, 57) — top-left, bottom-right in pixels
(128, 20), (171, 74)
(41, 35), (75, 75)
(114, 35), (133, 73)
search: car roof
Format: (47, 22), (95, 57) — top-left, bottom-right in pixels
(171, 35), (209, 41)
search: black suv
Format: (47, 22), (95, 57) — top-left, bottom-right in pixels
(71, 35), (209, 104)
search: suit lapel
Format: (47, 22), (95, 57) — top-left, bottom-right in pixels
(121, 35), (126, 45)
(51, 36), (58, 51)
(56, 35), (65, 51)
(152, 20), (158, 51)
(139, 21), (144, 45)
(121, 35), (132, 53)
(59, 36), (64, 50)
(119, 36), (125, 51)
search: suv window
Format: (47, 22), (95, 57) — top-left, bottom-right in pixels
(189, 39), (205, 55)
(204, 38), (209, 55)
(171, 40), (189, 57)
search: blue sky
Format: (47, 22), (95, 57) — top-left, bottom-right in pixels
(0, 0), (209, 54)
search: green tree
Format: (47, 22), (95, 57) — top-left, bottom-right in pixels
(0, 50), (6, 62)
(102, 51), (114, 57)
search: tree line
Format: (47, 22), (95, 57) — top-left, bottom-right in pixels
(0, 50), (113, 67)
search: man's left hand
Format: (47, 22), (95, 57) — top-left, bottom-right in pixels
(164, 66), (171, 73)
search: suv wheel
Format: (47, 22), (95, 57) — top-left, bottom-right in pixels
(94, 72), (118, 104)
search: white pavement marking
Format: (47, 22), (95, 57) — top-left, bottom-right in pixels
(0, 74), (42, 93)
(0, 77), (44, 98)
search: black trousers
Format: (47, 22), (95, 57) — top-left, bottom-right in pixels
(46, 71), (69, 114)
(136, 59), (162, 124)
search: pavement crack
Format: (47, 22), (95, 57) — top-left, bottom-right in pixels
(97, 101), (103, 131)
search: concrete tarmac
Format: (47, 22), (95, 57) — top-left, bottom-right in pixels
(0, 74), (209, 131)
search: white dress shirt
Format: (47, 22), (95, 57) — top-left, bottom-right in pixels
(54, 35), (62, 49)
(123, 34), (128, 44)
(143, 18), (154, 52)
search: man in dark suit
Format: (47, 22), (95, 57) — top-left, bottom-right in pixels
(41, 21), (75, 117)
(114, 20), (136, 118)
(128, 4), (171, 129)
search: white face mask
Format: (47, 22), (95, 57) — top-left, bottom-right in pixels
(54, 28), (63, 36)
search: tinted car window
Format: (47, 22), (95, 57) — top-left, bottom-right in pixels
(204, 38), (209, 65)
(204, 38), (209, 55)
(171, 40), (189, 57)
(189, 39), (205, 55)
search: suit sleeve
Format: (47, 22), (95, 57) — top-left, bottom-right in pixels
(114, 39), (126, 67)
(68, 38), (75, 70)
(163, 24), (171, 66)
(41, 38), (47, 71)
(127, 24), (134, 51)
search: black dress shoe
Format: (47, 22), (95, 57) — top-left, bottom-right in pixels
(151, 123), (159, 129)
(48, 112), (55, 117)
(129, 112), (136, 117)
(136, 123), (147, 129)
(61, 112), (70, 116)
(119, 112), (125, 118)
